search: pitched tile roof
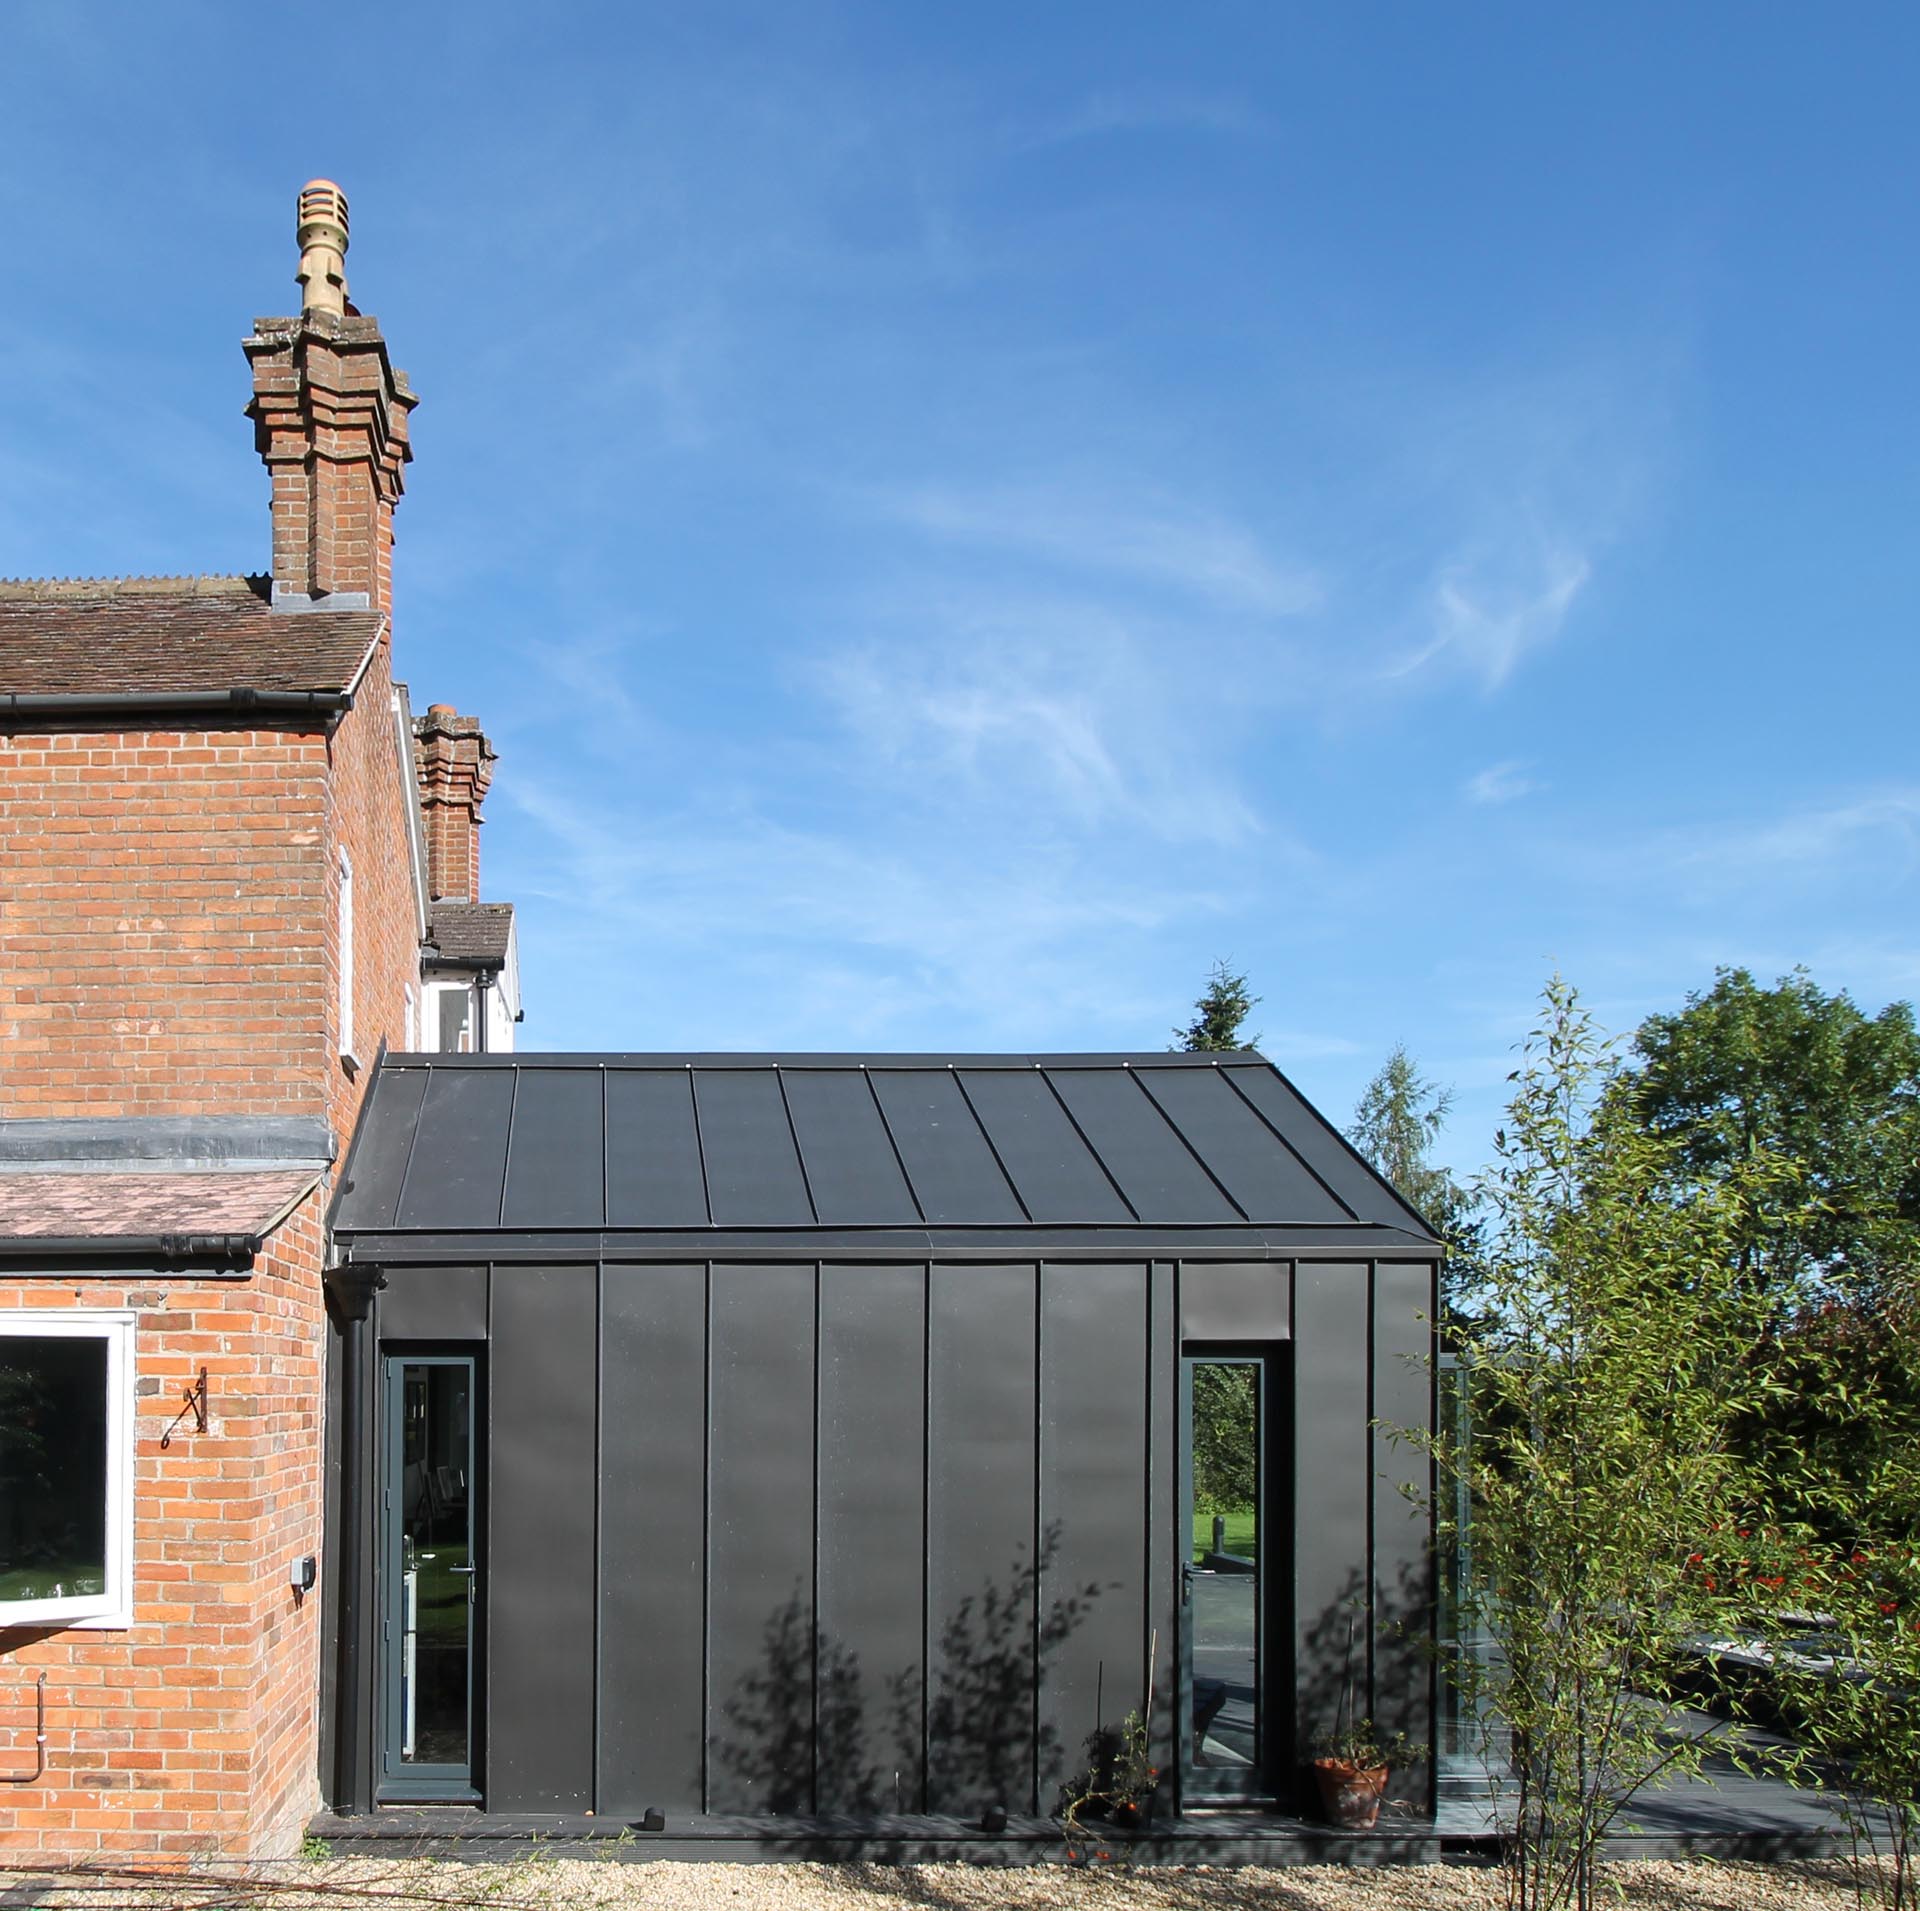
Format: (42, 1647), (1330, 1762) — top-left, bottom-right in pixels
(426, 901), (515, 968)
(0, 575), (383, 698)
(0, 1168), (322, 1243)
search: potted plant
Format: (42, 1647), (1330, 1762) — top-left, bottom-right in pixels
(1310, 1719), (1421, 1830)
(1308, 1605), (1424, 1830)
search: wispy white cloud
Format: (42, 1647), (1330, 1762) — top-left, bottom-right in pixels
(879, 482), (1323, 617)
(809, 581), (1283, 848)
(1022, 90), (1273, 149)
(1386, 539), (1592, 689)
(1464, 760), (1543, 806)
(1664, 789), (1920, 884)
(497, 770), (1239, 1046)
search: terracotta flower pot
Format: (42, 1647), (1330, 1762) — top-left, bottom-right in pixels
(1312, 1757), (1390, 1829)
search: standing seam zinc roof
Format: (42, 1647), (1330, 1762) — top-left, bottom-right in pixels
(331, 1052), (1437, 1241)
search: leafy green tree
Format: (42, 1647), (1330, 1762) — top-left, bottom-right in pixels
(1190, 1362), (1256, 1516)
(1620, 966), (1920, 1300)
(1406, 979), (1793, 1911)
(1173, 960), (1260, 1053)
(1759, 1277), (1920, 1911)
(1620, 968), (1920, 1544)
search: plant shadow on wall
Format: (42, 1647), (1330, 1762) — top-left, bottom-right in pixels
(712, 1527), (1105, 1823)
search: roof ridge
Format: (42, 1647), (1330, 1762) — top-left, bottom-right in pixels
(0, 573), (268, 601)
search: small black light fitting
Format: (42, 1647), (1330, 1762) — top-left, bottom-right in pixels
(638, 1808), (666, 1834)
(980, 1804), (1008, 1834)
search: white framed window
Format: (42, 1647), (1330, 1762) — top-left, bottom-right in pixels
(404, 982), (419, 1053)
(0, 1311), (136, 1628)
(430, 981), (475, 1053)
(338, 848), (357, 1064)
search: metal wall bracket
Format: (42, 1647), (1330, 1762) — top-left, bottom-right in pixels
(160, 1367), (209, 1449)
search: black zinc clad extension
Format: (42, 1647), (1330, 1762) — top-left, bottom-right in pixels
(323, 1052), (1439, 1834)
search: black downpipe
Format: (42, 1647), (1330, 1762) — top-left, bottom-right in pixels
(326, 1265), (384, 1812)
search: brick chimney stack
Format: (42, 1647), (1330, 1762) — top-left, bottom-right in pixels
(244, 181), (418, 613)
(414, 705), (497, 903)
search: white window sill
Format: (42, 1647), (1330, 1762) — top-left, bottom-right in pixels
(0, 1607), (133, 1631)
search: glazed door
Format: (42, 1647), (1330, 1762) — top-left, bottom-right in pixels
(380, 1356), (479, 1799)
(1179, 1355), (1268, 1800)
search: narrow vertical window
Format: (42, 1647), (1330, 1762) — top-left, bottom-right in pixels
(338, 848), (356, 1062)
(404, 983), (418, 1052)
(436, 985), (472, 1054)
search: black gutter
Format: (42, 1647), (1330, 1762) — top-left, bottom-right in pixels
(0, 1232), (259, 1266)
(331, 1226), (1443, 1266)
(2, 688), (353, 718)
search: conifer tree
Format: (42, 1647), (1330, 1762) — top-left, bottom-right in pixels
(1174, 960), (1260, 1053)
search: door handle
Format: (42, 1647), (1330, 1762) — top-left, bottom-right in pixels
(448, 1565), (475, 1574)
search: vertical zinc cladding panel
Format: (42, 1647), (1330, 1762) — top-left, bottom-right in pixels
(925, 1263), (1039, 1815)
(1037, 1264), (1149, 1802)
(603, 1070), (709, 1226)
(1045, 1072), (1240, 1223)
(500, 1067), (605, 1227)
(1145, 1262), (1180, 1779)
(706, 1264), (817, 1813)
(1137, 1064), (1352, 1225)
(868, 1070), (1026, 1224)
(487, 1265), (598, 1811)
(374, 1264), (487, 1341)
(957, 1072), (1132, 1223)
(1290, 1263), (1373, 1763)
(394, 1066), (516, 1229)
(816, 1265), (928, 1811)
(1370, 1261), (1435, 1783)
(783, 1072), (921, 1225)
(338, 1063), (429, 1229)
(695, 1073), (815, 1225)
(598, 1264), (709, 1817)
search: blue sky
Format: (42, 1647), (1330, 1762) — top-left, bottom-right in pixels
(3, 2), (1915, 1174)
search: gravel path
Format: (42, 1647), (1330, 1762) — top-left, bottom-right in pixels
(1, 1856), (1881, 1911)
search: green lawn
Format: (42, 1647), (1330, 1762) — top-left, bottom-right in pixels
(1192, 1511), (1258, 1564)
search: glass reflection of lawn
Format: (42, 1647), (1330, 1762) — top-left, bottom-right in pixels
(1191, 1512), (1258, 1564)
(409, 1542), (469, 1641)
(0, 1559), (105, 1601)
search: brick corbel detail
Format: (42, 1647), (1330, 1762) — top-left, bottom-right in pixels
(244, 312), (417, 614)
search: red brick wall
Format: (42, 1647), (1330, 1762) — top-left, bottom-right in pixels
(0, 1202), (328, 1857)
(0, 665), (426, 1856)
(0, 724), (332, 1118)
(323, 645), (422, 1136)
(0, 671), (420, 1127)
